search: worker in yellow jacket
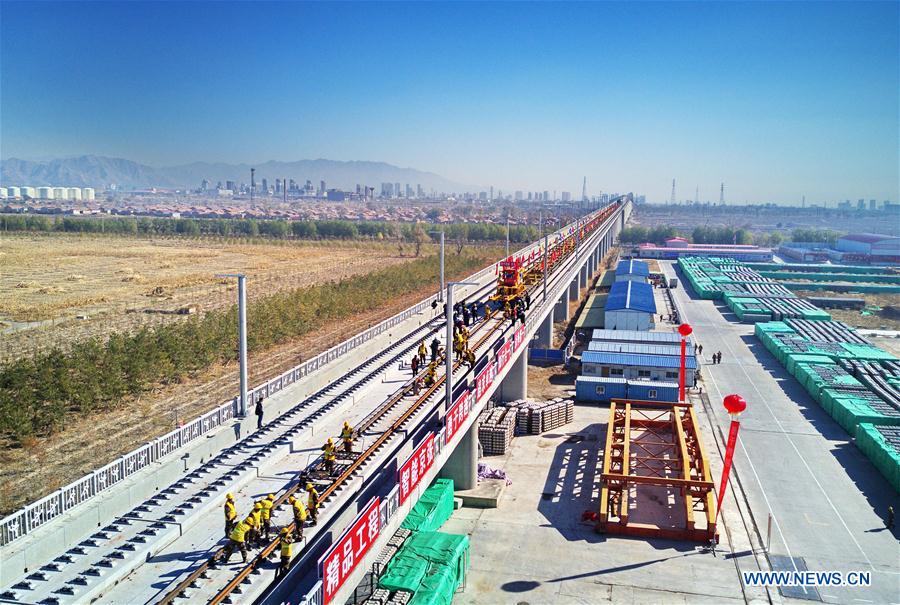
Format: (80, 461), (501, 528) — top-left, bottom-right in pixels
(275, 527), (293, 578)
(307, 483), (320, 526)
(220, 517), (251, 563)
(288, 495), (307, 540)
(322, 438), (337, 475)
(223, 493), (237, 537)
(260, 494), (275, 540)
(249, 502), (263, 546)
(340, 422), (354, 454)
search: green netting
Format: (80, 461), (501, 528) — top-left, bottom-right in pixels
(828, 398), (900, 437)
(785, 354), (834, 375)
(800, 309), (832, 321)
(755, 322), (795, 335)
(856, 423), (900, 493)
(840, 344), (899, 362)
(401, 478), (455, 532)
(379, 531), (470, 605)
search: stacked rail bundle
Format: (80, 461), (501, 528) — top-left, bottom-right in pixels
(477, 407), (516, 455)
(856, 424), (900, 492)
(510, 398), (575, 435)
(755, 321), (900, 491)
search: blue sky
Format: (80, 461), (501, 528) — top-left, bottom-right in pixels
(1, 1), (897, 203)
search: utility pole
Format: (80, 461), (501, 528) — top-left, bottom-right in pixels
(217, 274), (248, 417)
(445, 282), (477, 414)
(429, 231), (445, 301)
(542, 234), (548, 302)
(505, 217), (510, 257)
(670, 179), (676, 205)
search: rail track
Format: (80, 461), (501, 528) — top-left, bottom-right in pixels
(159, 211), (616, 605)
(0, 201), (624, 605)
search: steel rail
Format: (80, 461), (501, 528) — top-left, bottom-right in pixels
(157, 204), (621, 604)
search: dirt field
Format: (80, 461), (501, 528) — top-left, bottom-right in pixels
(0, 234), (424, 362)
(792, 290), (900, 331)
(0, 238), (502, 514)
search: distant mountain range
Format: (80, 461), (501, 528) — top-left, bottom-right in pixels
(0, 155), (474, 193)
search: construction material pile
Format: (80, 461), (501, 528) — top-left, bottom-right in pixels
(477, 407), (516, 455)
(506, 398), (575, 435)
(679, 257), (831, 321)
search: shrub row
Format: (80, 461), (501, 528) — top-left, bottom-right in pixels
(0, 250), (494, 443)
(0, 214), (539, 243)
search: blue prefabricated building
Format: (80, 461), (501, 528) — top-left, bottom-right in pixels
(604, 281), (657, 331)
(581, 351), (697, 387)
(575, 376), (679, 403)
(615, 259), (651, 283)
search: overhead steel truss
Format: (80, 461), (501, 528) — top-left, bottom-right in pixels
(598, 399), (717, 542)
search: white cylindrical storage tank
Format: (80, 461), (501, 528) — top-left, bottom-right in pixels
(82, 187), (95, 201)
(38, 186), (54, 199)
(6, 186), (19, 198)
(20, 186), (35, 198)
(67, 187), (82, 201)
(53, 187), (67, 200)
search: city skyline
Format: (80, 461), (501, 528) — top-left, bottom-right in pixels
(1, 1), (898, 204)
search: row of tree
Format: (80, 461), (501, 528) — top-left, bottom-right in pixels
(790, 228), (841, 245)
(618, 225), (681, 245)
(0, 214), (540, 244)
(0, 250), (493, 444)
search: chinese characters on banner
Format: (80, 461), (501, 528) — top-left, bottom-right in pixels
(398, 433), (436, 505)
(319, 496), (381, 605)
(444, 390), (474, 444)
(496, 340), (513, 371)
(476, 361), (497, 402)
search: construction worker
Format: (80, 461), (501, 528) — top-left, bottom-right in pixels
(244, 508), (260, 548)
(220, 517), (251, 564)
(307, 483), (320, 526)
(340, 422), (354, 454)
(260, 494), (275, 540)
(430, 337), (440, 363)
(250, 502), (264, 546)
(465, 347), (475, 368)
(417, 341), (427, 365)
(411, 353), (419, 375)
(224, 493), (237, 537)
(413, 376), (423, 396)
(322, 437), (337, 475)
(288, 495), (307, 540)
(275, 528), (293, 579)
(424, 362), (437, 388)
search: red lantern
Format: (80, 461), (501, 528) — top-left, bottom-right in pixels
(723, 394), (747, 416)
(678, 323), (693, 337)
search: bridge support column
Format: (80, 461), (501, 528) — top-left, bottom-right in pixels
(580, 264), (589, 288)
(535, 309), (554, 348)
(442, 422), (478, 490)
(500, 352), (527, 401)
(555, 292), (570, 322)
(569, 277), (579, 302)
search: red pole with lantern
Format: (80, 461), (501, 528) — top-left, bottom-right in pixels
(677, 323), (693, 402)
(715, 394), (747, 523)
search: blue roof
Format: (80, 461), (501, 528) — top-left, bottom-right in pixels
(605, 281), (657, 313)
(616, 259), (650, 277)
(591, 328), (692, 345)
(576, 376), (628, 384)
(588, 341), (688, 357)
(581, 350), (698, 370)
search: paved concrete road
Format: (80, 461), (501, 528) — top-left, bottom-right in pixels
(661, 261), (900, 605)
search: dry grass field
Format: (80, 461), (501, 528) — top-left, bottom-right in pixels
(0, 232), (503, 514)
(0, 233), (420, 362)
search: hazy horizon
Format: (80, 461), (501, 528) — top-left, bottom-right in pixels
(1, 1), (898, 205)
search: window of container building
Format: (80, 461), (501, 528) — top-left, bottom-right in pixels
(596, 386), (605, 395)
(648, 390), (658, 399)
(610, 368), (624, 376)
(638, 370), (651, 377)
(665, 371), (678, 379)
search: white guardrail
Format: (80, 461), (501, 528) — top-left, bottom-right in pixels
(0, 201), (625, 548)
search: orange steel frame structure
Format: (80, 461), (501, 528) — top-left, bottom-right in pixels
(598, 399), (717, 542)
